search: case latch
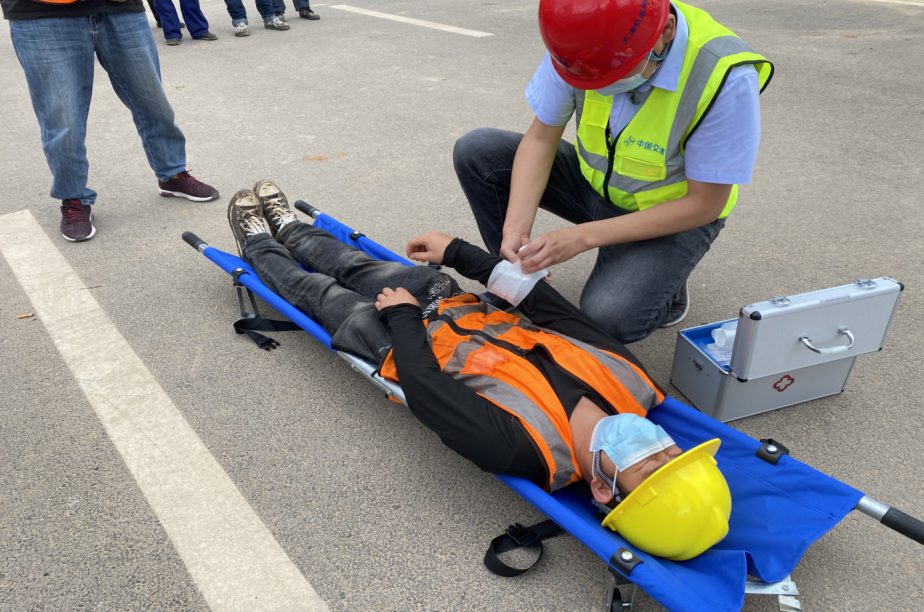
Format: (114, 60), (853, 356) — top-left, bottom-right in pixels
(855, 278), (877, 289)
(769, 296), (791, 306)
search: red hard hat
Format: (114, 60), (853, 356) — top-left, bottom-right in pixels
(538, 0), (670, 90)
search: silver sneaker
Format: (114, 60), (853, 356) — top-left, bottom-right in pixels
(660, 280), (690, 328)
(234, 22), (250, 36)
(264, 16), (290, 30)
(227, 190), (271, 257)
(253, 179), (296, 238)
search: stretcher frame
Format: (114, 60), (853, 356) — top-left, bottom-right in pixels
(183, 201), (923, 612)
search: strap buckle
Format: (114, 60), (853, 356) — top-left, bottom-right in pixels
(504, 523), (539, 548)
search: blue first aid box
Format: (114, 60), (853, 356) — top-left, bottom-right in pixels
(670, 277), (903, 422)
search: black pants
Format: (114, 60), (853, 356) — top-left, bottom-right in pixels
(242, 221), (460, 363)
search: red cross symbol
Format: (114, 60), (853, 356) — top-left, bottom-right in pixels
(773, 375), (795, 392)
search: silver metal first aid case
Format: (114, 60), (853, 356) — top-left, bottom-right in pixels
(670, 277), (903, 422)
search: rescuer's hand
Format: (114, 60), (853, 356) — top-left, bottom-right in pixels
(375, 287), (420, 311)
(406, 231), (453, 264)
(499, 232), (531, 264)
(517, 226), (587, 274)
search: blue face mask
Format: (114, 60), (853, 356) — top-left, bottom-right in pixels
(589, 414), (675, 500)
(594, 42), (671, 97)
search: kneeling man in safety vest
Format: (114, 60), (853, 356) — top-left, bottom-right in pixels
(454, 0), (773, 342)
(228, 182), (731, 560)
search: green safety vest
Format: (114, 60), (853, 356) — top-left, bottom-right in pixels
(574, 1), (773, 218)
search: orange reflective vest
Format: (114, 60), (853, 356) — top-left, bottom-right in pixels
(380, 295), (665, 491)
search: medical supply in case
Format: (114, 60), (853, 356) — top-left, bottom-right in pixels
(670, 277), (903, 422)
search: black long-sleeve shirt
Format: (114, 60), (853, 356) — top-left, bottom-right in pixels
(378, 239), (660, 488)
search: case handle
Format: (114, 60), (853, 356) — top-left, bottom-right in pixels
(799, 327), (854, 355)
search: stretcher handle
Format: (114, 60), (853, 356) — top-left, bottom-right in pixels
(856, 496), (924, 546)
(294, 200), (321, 219)
(182, 231), (208, 253)
(882, 508), (924, 546)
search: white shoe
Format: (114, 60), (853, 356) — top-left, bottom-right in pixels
(234, 22), (250, 36)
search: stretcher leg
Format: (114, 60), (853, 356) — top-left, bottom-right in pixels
(606, 568), (637, 611)
(745, 575), (800, 611)
(235, 282), (260, 319)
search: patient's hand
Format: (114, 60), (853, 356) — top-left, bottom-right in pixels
(375, 287), (420, 311)
(406, 231), (453, 264)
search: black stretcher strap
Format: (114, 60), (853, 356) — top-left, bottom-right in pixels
(233, 318), (302, 351)
(483, 520), (565, 577)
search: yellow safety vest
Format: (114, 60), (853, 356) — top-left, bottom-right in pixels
(575, 1), (773, 218)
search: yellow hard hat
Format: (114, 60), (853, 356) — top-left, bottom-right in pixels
(601, 439), (731, 561)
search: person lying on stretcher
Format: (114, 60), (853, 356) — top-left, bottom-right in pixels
(228, 180), (732, 560)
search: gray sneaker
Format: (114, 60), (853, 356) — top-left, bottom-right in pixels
(660, 280), (690, 328)
(227, 190), (270, 257)
(234, 22), (250, 36)
(253, 180), (296, 238)
(264, 16), (290, 30)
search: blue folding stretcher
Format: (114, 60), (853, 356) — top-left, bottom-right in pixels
(183, 202), (923, 612)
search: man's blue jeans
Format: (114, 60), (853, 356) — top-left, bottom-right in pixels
(9, 12), (187, 206)
(453, 127), (725, 343)
(272, 0), (312, 14)
(153, 0), (210, 39)
(223, 0), (276, 25)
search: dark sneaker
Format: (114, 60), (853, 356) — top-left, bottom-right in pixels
(253, 179), (296, 238)
(298, 9), (320, 19)
(165, 38), (182, 45)
(660, 280), (690, 328)
(60, 199), (96, 242)
(227, 190), (270, 257)
(158, 171), (219, 201)
(264, 16), (290, 30)
(195, 32), (218, 40)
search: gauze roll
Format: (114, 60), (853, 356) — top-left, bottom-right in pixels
(486, 257), (549, 307)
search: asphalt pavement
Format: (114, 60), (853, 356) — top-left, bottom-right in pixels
(1, 0), (922, 610)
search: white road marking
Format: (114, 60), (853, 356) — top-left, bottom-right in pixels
(865, 0), (924, 5)
(0, 210), (329, 612)
(330, 5), (493, 37)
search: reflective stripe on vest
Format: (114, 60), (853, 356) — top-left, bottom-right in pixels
(379, 294), (665, 491)
(574, 1), (773, 219)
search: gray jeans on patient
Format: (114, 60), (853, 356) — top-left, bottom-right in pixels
(242, 220), (460, 363)
(453, 127), (725, 343)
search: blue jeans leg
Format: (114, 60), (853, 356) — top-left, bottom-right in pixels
(223, 0), (248, 25)
(94, 13), (187, 181)
(155, 0), (209, 38)
(271, 0), (285, 13)
(453, 126), (725, 343)
(258, 0), (276, 21)
(177, 0), (210, 37)
(10, 17), (98, 205)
